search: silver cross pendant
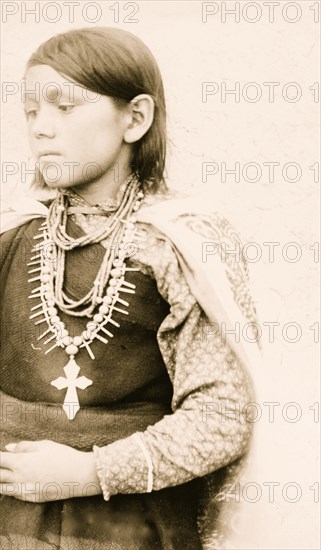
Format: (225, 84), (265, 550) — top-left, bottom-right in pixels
(51, 357), (93, 420)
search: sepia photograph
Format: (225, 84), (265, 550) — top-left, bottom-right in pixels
(0, 1), (319, 549)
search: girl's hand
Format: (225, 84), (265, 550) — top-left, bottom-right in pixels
(0, 440), (102, 502)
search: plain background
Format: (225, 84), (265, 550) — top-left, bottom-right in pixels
(1, 1), (320, 548)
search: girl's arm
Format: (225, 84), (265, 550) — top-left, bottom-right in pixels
(93, 302), (254, 500)
(93, 217), (256, 499)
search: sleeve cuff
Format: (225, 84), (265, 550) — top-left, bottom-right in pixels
(132, 433), (154, 493)
(92, 432), (154, 501)
(93, 444), (111, 501)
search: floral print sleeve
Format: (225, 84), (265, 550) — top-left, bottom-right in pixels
(93, 223), (255, 498)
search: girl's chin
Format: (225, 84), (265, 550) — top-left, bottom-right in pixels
(42, 180), (75, 189)
(39, 163), (82, 189)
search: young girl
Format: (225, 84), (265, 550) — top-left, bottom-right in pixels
(0, 27), (260, 550)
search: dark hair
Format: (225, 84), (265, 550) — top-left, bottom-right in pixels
(27, 27), (167, 192)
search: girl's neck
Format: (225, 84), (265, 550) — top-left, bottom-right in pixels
(69, 167), (133, 206)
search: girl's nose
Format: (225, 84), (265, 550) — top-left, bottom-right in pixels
(33, 109), (56, 139)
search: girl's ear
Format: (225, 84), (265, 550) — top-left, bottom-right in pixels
(124, 94), (155, 144)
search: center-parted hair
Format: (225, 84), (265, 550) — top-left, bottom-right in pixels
(27, 27), (167, 191)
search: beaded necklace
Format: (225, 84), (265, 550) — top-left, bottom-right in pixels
(28, 174), (145, 420)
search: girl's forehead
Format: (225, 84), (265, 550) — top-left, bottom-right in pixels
(24, 65), (93, 102)
(26, 64), (67, 84)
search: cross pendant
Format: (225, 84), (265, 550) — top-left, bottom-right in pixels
(51, 357), (93, 420)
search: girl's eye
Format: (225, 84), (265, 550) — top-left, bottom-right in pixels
(58, 104), (75, 113)
(24, 109), (38, 119)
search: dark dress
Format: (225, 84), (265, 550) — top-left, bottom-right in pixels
(0, 219), (202, 550)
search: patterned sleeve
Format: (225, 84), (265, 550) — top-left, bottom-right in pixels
(93, 223), (255, 498)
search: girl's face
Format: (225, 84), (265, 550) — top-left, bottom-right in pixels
(24, 65), (132, 197)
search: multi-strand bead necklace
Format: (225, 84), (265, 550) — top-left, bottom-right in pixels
(28, 174), (145, 419)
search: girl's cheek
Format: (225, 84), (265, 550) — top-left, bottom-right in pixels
(28, 135), (37, 153)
